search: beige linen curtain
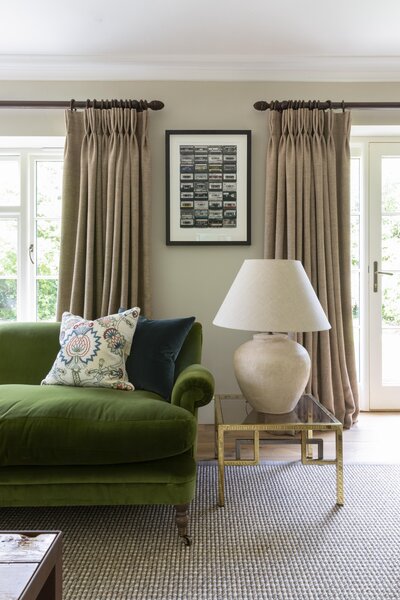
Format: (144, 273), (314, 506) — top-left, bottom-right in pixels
(264, 106), (359, 427)
(57, 105), (151, 320)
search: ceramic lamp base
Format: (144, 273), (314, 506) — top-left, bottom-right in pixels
(233, 333), (311, 414)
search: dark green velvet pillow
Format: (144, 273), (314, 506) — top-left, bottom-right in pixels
(124, 315), (195, 399)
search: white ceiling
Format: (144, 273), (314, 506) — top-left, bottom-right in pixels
(2, 0), (400, 81)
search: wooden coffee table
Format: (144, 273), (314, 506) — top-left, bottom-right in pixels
(0, 531), (62, 600)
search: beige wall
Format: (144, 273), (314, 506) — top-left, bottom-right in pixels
(2, 80), (400, 422)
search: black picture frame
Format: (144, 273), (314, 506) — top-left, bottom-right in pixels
(166, 130), (251, 245)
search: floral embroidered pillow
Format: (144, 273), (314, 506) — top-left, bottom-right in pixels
(42, 308), (140, 390)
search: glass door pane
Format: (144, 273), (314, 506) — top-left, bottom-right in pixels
(381, 158), (400, 386)
(0, 218), (18, 320)
(370, 144), (400, 408)
(0, 158), (20, 206)
(34, 159), (63, 321)
(350, 155), (361, 380)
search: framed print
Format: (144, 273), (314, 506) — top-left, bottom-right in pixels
(166, 130), (251, 245)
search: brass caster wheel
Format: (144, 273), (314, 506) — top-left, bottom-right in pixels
(181, 535), (192, 547)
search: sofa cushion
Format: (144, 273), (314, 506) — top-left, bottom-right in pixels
(0, 385), (196, 467)
(42, 308), (140, 391)
(125, 315), (195, 398)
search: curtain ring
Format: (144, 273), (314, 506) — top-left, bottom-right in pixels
(342, 100), (345, 112)
(86, 99), (91, 109)
(326, 100), (332, 110)
(69, 99), (76, 111)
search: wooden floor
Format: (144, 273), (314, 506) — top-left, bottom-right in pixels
(197, 412), (400, 464)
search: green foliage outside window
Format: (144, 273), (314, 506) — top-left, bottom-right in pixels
(0, 279), (17, 321)
(37, 279), (58, 322)
(0, 223), (59, 322)
(381, 177), (400, 327)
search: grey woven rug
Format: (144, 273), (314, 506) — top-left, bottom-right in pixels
(1, 463), (400, 600)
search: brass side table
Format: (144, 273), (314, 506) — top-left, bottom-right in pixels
(215, 394), (344, 507)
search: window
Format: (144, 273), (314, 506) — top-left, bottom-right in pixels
(0, 143), (63, 322)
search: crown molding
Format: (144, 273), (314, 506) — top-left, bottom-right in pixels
(2, 54), (400, 81)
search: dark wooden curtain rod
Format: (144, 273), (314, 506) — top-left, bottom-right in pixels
(254, 100), (400, 111)
(0, 99), (164, 111)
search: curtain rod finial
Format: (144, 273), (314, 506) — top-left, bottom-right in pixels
(148, 100), (164, 111)
(254, 101), (269, 111)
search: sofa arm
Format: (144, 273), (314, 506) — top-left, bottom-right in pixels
(171, 364), (215, 415)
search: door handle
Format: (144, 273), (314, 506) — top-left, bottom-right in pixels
(373, 260), (393, 292)
(29, 243), (34, 264)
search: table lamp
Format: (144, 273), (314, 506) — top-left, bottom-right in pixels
(213, 259), (331, 414)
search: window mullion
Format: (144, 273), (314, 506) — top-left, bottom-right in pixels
(20, 151), (34, 320)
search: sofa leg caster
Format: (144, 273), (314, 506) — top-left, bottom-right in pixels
(182, 535), (192, 547)
(175, 503), (191, 545)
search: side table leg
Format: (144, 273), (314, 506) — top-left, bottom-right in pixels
(254, 430), (260, 463)
(214, 398), (218, 459)
(306, 429), (313, 459)
(301, 430), (307, 464)
(336, 428), (344, 505)
(217, 426), (225, 507)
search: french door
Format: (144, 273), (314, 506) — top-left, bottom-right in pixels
(369, 143), (400, 409)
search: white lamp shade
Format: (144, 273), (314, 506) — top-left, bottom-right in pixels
(213, 259), (331, 333)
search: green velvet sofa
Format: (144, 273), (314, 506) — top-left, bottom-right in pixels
(0, 321), (214, 545)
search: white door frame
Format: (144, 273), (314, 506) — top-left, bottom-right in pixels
(369, 142), (400, 409)
(352, 129), (400, 411)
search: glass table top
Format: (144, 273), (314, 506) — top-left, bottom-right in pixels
(216, 394), (341, 428)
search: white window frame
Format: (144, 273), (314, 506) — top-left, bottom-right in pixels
(0, 137), (64, 322)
